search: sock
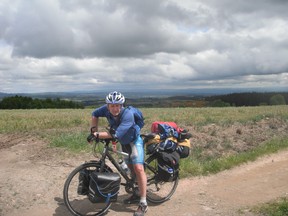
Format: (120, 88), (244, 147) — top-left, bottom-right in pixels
(140, 197), (147, 205)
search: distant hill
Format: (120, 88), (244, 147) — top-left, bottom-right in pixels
(1, 86), (287, 100)
(0, 92), (12, 98)
(1, 88), (287, 108)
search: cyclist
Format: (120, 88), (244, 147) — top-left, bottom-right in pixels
(90, 91), (148, 216)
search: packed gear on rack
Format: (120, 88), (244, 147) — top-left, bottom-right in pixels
(143, 121), (192, 182)
(144, 121), (192, 158)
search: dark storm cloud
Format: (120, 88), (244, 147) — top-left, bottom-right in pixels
(3, 0), (194, 58)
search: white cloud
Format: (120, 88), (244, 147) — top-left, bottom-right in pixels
(0, 0), (287, 93)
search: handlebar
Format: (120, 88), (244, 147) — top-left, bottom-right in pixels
(87, 132), (161, 158)
(87, 134), (130, 158)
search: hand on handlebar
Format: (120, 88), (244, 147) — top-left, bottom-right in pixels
(87, 133), (96, 143)
(87, 132), (100, 143)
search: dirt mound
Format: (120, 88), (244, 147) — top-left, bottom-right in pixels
(0, 134), (36, 150)
(0, 134), (84, 216)
(190, 118), (287, 159)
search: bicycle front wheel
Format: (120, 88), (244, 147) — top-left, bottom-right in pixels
(63, 161), (112, 216)
(145, 156), (179, 204)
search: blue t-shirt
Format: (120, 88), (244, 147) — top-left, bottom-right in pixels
(92, 105), (140, 145)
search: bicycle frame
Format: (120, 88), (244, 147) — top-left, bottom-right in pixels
(94, 139), (158, 192)
(95, 140), (137, 193)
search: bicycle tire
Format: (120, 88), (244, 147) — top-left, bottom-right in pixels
(145, 156), (179, 204)
(63, 161), (113, 216)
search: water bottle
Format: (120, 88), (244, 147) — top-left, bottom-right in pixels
(167, 167), (174, 174)
(167, 167), (174, 181)
(119, 159), (130, 175)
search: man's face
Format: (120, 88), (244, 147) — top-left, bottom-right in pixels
(108, 104), (122, 116)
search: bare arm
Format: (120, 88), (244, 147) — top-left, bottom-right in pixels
(91, 116), (112, 139)
(91, 116), (99, 132)
(93, 131), (112, 139)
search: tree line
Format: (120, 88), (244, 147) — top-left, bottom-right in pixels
(0, 95), (84, 109)
(125, 92), (287, 108)
(0, 92), (286, 109)
(206, 92), (287, 107)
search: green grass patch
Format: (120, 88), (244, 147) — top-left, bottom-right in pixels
(49, 132), (90, 153)
(250, 197), (288, 216)
(0, 109), (91, 134)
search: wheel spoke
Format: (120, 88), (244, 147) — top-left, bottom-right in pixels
(145, 157), (178, 203)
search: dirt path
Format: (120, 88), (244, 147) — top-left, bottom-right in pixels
(0, 134), (288, 216)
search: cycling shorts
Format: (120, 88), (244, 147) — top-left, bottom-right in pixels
(121, 135), (144, 164)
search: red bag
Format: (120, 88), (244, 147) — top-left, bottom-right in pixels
(151, 121), (184, 134)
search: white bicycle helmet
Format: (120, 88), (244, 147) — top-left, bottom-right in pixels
(105, 91), (125, 104)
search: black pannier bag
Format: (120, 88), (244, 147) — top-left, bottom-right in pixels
(77, 169), (92, 195)
(156, 151), (180, 182)
(88, 172), (121, 203)
(176, 145), (190, 159)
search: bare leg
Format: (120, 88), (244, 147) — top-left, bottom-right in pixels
(133, 163), (147, 198)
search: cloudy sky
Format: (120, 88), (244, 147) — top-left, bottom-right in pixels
(1, 0), (288, 93)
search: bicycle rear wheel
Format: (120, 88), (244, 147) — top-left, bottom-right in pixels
(145, 157), (179, 204)
(63, 161), (112, 216)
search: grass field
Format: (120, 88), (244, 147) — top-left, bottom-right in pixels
(1, 105), (287, 133)
(1, 105), (288, 175)
(0, 105), (287, 160)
